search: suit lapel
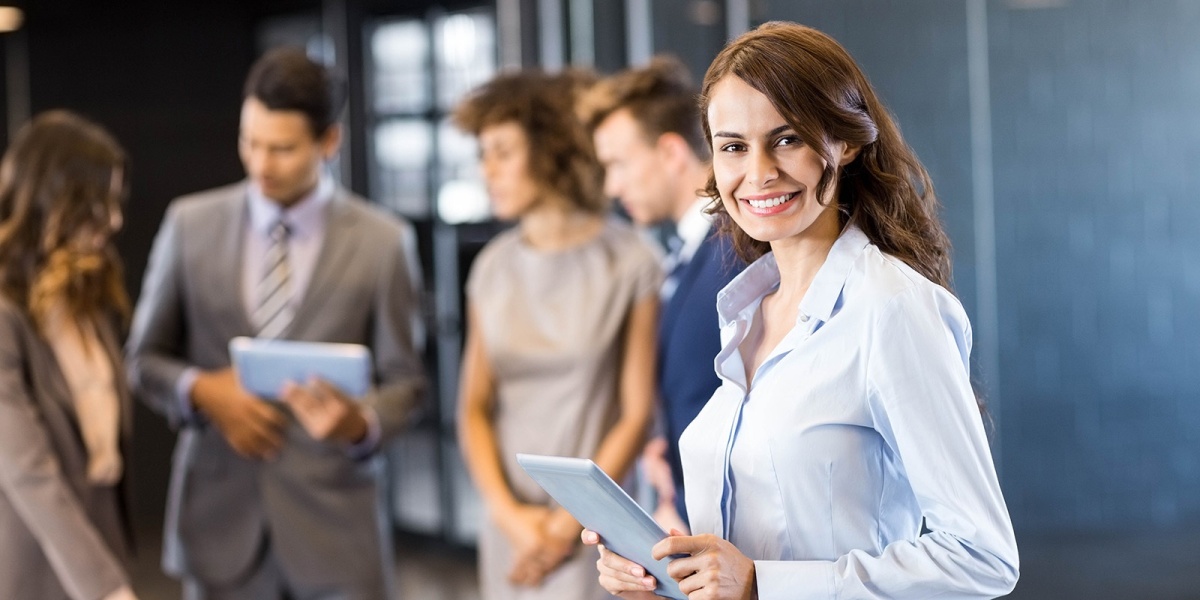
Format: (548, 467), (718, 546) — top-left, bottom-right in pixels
(660, 225), (717, 339)
(290, 191), (360, 335)
(215, 187), (254, 334)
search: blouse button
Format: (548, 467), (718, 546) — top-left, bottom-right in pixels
(799, 313), (810, 322)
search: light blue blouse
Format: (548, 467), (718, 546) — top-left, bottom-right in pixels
(678, 225), (1019, 599)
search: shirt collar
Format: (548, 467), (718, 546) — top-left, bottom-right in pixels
(677, 197), (713, 245)
(247, 174), (335, 238)
(715, 224), (871, 326)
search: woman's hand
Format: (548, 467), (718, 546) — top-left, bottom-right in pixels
(534, 508), (581, 570)
(582, 528), (661, 599)
(496, 502), (554, 586)
(653, 533), (757, 600)
(101, 585), (138, 600)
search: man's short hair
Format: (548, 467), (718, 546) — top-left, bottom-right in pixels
(580, 55), (709, 161)
(243, 47), (347, 138)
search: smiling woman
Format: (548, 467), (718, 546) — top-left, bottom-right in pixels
(584, 21), (1019, 600)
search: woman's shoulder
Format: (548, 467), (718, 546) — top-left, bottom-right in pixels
(0, 294), (25, 323)
(596, 218), (662, 265)
(465, 226), (521, 285)
(473, 226), (521, 263)
(851, 244), (965, 319)
(0, 294), (33, 350)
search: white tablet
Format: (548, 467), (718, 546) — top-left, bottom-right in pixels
(229, 336), (372, 401)
(516, 454), (686, 600)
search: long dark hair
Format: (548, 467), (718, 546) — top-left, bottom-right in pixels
(0, 110), (129, 331)
(699, 21), (953, 290)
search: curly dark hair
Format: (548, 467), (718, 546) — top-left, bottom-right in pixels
(454, 68), (606, 213)
(699, 21), (953, 289)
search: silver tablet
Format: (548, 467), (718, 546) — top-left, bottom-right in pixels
(516, 454), (686, 600)
(229, 336), (372, 401)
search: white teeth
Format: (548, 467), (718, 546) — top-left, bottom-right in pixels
(747, 193), (794, 209)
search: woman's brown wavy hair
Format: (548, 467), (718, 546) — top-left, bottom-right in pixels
(454, 68), (606, 214)
(699, 21), (953, 290)
(0, 110), (129, 332)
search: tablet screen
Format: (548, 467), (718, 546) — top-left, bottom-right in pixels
(229, 336), (372, 400)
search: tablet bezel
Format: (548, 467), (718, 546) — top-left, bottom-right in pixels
(516, 453), (686, 600)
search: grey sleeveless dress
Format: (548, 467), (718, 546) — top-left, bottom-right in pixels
(466, 219), (662, 600)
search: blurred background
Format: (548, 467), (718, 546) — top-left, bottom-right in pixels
(1, 0), (1197, 597)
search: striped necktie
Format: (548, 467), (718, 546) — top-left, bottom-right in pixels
(660, 234), (685, 302)
(254, 220), (293, 339)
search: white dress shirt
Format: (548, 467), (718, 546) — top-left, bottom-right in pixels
(675, 197), (716, 265)
(679, 225), (1019, 599)
(661, 197), (716, 302)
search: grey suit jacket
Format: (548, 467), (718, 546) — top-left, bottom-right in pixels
(125, 182), (426, 593)
(0, 298), (131, 600)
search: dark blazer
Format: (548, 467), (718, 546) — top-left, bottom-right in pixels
(657, 226), (743, 521)
(0, 298), (131, 600)
(125, 182), (426, 595)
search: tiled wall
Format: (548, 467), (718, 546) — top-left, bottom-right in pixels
(754, 0), (1200, 531)
(989, 0), (1200, 530)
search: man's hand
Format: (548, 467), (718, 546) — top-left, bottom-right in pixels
(642, 437), (690, 533)
(280, 378), (369, 444)
(642, 436), (676, 506)
(191, 367), (286, 460)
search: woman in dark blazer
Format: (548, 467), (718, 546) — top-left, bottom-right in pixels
(0, 111), (138, 600)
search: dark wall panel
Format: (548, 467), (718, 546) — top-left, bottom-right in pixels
(758, 0), (978, 321)
(23, 0), (256, 526)
(988, 0), (1200, 530)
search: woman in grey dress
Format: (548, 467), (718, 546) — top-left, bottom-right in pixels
(454, 70), (661, 600)
(0, 111), (137, 600)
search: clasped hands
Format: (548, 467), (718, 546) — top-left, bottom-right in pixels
(582, 528), (757, 600)
(192, 367), (368, 460)
(496, 503), (583, 587)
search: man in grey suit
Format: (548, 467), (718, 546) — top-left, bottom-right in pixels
(126, 48), (426, 600)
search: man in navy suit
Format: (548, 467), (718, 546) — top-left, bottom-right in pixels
(584, 56), (743, 531)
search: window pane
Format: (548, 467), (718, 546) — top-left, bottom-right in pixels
(436, 118), (489, 223)
(434, 11), (497, 111)
(371, 20), (431, 113)
(373, 118), (432, 216)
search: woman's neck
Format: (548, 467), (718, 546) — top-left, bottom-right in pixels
(768, 217), (841, 303)
(519, 200), (604, 251)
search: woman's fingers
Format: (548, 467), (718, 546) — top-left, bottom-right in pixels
(596, 544), (657, 590)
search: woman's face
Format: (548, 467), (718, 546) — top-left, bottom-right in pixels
(76, 168), (124, 252)
(707, 75), (853, 252)
(478, 121), (543, 221)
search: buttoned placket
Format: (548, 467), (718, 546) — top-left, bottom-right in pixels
(713, 304), (822, 540)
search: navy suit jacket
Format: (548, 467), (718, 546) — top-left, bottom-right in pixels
(657, 226), (743, 521)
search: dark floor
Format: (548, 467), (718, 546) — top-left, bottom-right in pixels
(129, 526), (480, 600)
(129, 525), (1200, 599)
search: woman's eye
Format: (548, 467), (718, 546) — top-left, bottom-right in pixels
(720, 143), (745, 153)
(776, 135), (801, 147)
